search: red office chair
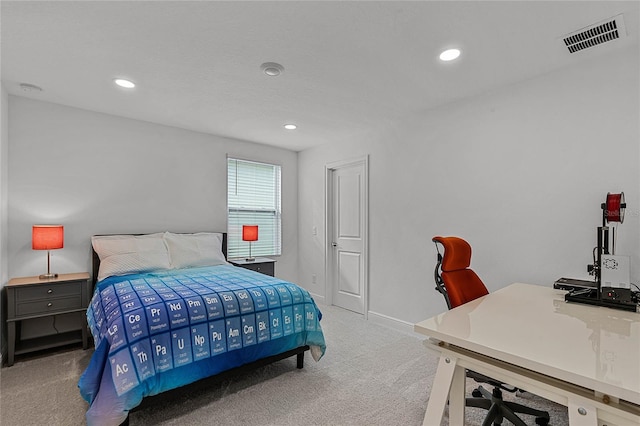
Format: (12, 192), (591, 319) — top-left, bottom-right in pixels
(432, 236), (550, 426)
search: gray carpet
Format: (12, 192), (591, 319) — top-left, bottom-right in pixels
(0, 305), (568, 425)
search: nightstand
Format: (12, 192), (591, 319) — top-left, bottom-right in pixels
(230, 257), (276, 277)
(5, 272), (91, 366)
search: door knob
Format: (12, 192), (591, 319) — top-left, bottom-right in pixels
(331, 242), (338, 247)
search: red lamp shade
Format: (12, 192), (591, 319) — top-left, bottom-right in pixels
(32, 225), (64, 250)
(242, 225), (258, 242)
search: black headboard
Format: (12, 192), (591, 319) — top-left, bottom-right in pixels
(91, 232), (228, 289)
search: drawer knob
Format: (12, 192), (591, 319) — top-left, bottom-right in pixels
(47, 302), (53, 307)
(47, 289), (53, 294)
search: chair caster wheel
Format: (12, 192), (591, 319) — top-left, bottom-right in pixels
(535, 417), (550, 426)
(472, 389), (482, 397)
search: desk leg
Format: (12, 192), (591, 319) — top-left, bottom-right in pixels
(423, 353), (459, 426)
(567, 400), (598, 426)
(449, 364), (466, 425)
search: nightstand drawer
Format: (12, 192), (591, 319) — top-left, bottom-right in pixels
(230, 258), (276, 277)
(16, 282), (82, 301)
(241, 262), (275, 276)
(16, 296), (83, 317)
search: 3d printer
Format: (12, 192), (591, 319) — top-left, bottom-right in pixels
(562, 192), (638, 312)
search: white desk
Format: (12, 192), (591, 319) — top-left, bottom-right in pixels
(414, 283), (640, 426)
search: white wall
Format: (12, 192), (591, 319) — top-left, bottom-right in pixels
(298, 46), (640, 327)
(8, 97), (299, 283)
(1, 83), (9, 354)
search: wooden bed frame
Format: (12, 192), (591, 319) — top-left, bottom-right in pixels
(89, 232), (309, 425)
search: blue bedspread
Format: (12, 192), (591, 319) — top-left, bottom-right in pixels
(78, 265), (326, 426)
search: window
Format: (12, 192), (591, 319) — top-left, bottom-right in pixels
(227, 158), (281, 259)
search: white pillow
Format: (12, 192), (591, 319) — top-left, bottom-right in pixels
(92, 233), (171, 282)
(163, 232), (228, 269)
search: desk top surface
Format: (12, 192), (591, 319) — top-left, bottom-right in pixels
(414, 283), (640, 405)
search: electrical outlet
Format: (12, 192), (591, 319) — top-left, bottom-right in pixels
(312, 274), (317, 284)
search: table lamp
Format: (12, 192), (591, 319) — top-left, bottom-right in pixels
(242, 225), (258, 262)
(32, 225), (64, 279)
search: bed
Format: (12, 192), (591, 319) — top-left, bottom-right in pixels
(78, 232), (326, 426)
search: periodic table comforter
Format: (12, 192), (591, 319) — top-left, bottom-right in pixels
(78, 264), (326, 426)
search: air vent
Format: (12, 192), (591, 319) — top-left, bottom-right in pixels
(562, 14), (626, 53)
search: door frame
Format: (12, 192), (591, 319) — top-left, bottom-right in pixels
(324, 155), (369, 318)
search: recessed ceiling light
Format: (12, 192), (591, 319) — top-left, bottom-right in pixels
(284, 124), (297, 130)
(439, 48), (461, 62)
(261, 62), (285, 77)
(114, 78), (136, 89)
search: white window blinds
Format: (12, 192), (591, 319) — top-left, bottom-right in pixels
(227, 158), (282, 259)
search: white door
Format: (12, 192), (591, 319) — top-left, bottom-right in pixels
(327, 157), (368, 315)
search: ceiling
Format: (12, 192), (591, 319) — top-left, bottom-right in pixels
(2, 1), (638, 152)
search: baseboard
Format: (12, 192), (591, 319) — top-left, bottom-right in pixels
(311, 298), (424, 340)
(367, 310), (424, 339)
(309, 291), (326, 305)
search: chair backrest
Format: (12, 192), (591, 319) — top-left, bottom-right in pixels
(432, 236), (489, 309)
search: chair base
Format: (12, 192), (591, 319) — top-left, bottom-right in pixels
(467, 386), (550, 426)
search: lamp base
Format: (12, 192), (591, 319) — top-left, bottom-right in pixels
(245, 257), (255, 262)
(39, 273), (59, 280)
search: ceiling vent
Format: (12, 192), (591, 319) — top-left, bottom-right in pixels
(562, 14), (626, 53)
